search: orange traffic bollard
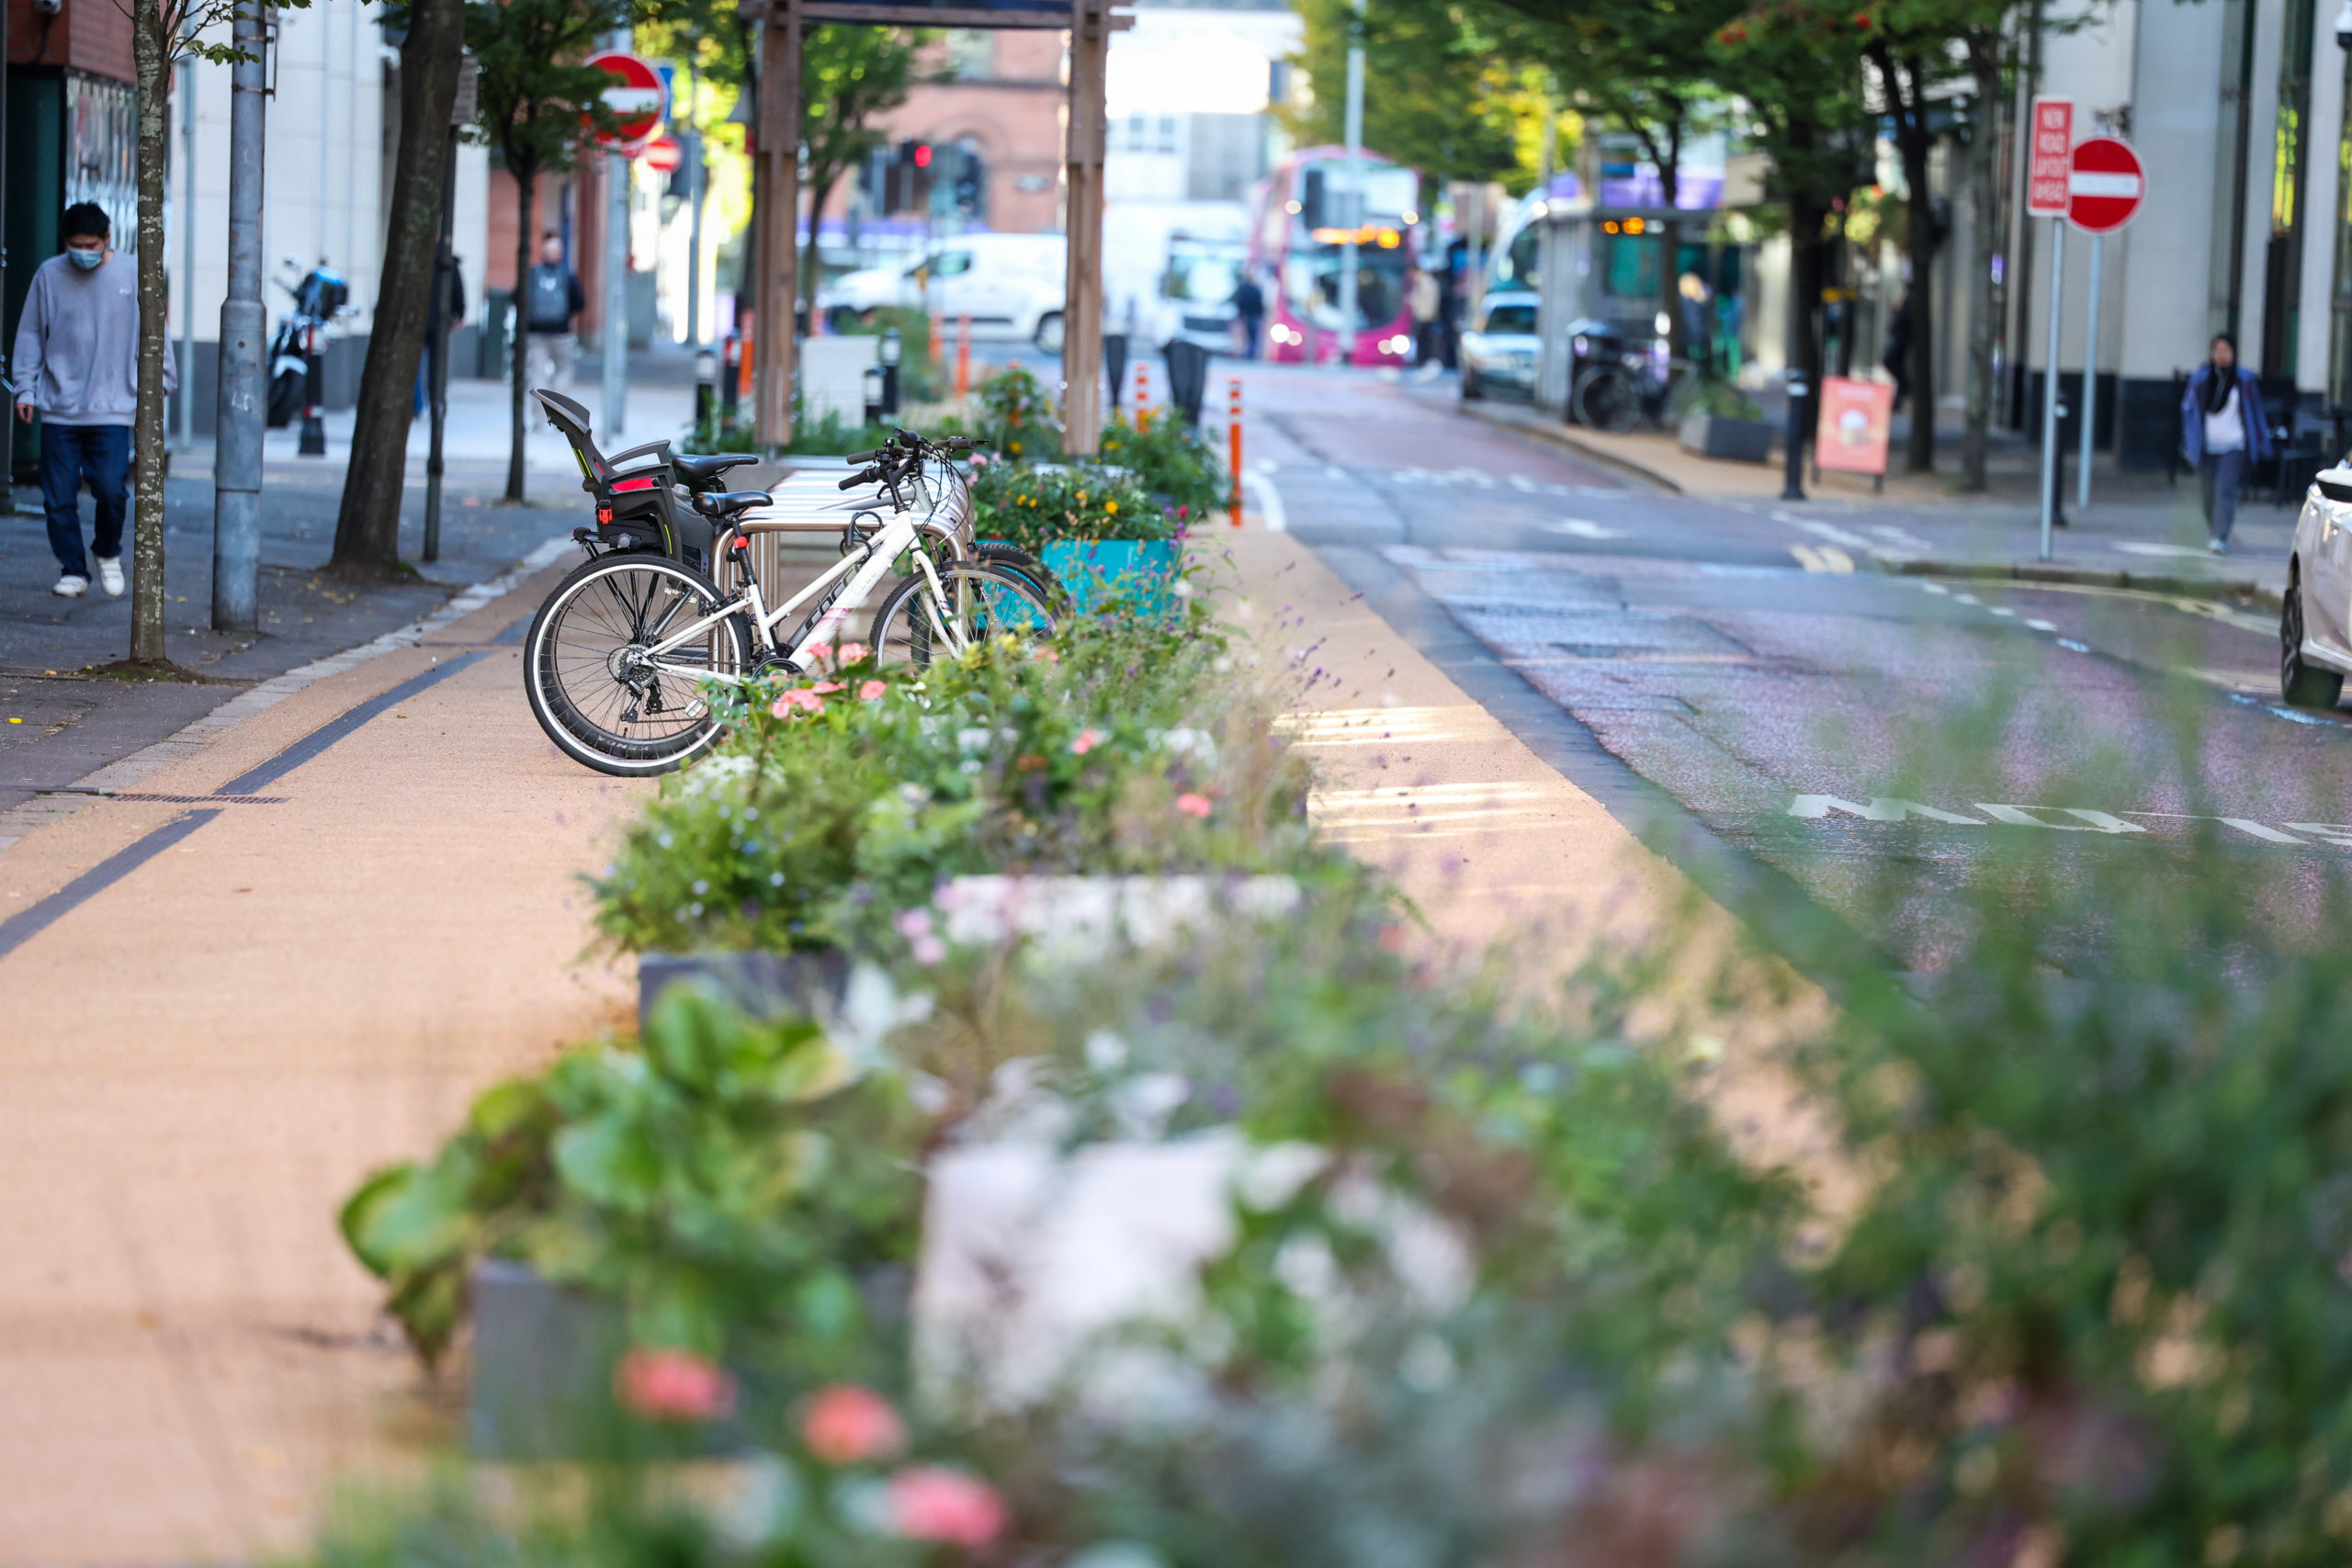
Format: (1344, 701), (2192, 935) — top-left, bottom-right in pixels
(1135, 364), (1152, 432)
(1227, 378), (1244, 527)
(955, 314), (972, 397)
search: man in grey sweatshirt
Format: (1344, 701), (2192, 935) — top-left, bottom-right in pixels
(10, 203), (171, 599)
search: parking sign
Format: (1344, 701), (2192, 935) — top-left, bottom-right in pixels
(2028, 97), (2074, 215)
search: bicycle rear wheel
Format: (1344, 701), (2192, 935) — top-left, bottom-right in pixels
(867, 563), (1059, 669)
(524, 553), (752, 776)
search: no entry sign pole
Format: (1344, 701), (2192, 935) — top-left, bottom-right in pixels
(2064, 134), (2146, 516)
(2030, 97), (2074, 562)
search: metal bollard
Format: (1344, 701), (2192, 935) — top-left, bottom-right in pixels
(1227, 378), (1244, 528)
(1136, 363), (1152, 432)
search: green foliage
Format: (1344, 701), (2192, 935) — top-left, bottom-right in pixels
(590, 617), (1319, 958)
(464, 0), (624, 180)
(1096, 416), (1229, 519)
(968, 461), (1170, 552)
(1284, 0), (1561, 190)
(800, 28), (935, 315)
(1673, 375), (1764, 421)
(970, 363), (1062, 457)
(340, 989), (923, 1368)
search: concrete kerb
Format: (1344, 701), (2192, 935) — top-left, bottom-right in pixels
(1877, 555), (2281, 612)
(1455, 399), (1682, 493)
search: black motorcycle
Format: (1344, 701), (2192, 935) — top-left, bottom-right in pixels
(266, 260), (350, 429)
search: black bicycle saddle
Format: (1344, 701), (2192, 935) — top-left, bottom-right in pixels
(673, 451), (760, 488)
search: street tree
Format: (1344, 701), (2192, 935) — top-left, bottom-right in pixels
(799, 26), (931, 326)
(1713, 0), (1875, 454)
(122, 0), (310, 662)
(1285, 0), (1554, 193)
(329, 0), (469, 577)
(1486, 0), (1746, 367)
(466, 0), (628, 503)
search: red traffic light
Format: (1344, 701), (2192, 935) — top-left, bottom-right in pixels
(913, 143), (932, 167)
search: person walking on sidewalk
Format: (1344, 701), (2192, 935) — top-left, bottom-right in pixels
(10, 203), (170, 600)
(1230, 270), (1266, 362)
(2181, 333), (2268, 556)
(522, 231), (585, 391)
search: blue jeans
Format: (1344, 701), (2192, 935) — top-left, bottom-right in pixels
(40, 423), (130, 579)
(2200, 447), (2246, 544)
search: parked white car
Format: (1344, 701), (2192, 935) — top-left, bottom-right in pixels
(2285, 465), (2352, 706)
(1459, 290), (1541, 400)
(818, 233), (1069, 349)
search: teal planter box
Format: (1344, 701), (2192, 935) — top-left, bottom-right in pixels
(1038, 539), (1182, 618)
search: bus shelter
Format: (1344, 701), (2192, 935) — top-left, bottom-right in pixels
(1530, 204), (1698, 414)
(746, 0), (1130, 454)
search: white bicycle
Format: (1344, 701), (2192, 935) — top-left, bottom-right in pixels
(524, 431), (1057, 776)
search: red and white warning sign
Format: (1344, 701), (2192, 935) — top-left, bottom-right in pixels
(2067, 135), (2144, 233)
(2027, 96), (2074, 215)
(586, 51), (668, 152)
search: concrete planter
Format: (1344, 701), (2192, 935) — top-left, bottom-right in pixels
(1678, 411), (1774, 464)
(1039, 539), (1182, 618)
(637, 948), (851, 1033)
(468, 1258), (636, 1460)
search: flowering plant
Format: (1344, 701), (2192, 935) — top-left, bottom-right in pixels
(592, 615), (1322, 958)
(969, 459), (1173, 551)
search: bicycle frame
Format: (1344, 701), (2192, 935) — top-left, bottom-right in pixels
(632, 476), (977, 682)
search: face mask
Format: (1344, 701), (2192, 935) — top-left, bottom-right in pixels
(67, 249), (103, 271)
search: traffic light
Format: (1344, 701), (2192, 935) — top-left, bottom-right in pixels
(913, 141), (933, 168)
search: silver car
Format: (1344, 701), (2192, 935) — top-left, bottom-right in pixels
(2284, 464), (2352, 706)
(1459, 291), (1540, 400)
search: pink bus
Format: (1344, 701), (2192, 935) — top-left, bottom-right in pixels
(1247, 146), (1421, 367)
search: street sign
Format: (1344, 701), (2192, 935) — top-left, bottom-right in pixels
(586, 51), (668, 152)
(641, 135), (684, 175)
(2067, 135), (2144, 233)
(2027, 96), (2074, 215)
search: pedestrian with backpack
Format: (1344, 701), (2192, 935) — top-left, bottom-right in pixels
(522, 231), (586, 390)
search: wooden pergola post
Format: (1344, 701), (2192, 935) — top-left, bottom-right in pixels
(1059, 0), (1108, 456)
(755, 0), (803, 449)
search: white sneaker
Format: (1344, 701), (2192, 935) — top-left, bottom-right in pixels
(51, 574), (88, 598)
(95, 556), (124, 597)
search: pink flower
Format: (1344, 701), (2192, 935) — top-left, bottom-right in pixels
(811, 681), (843, 694)
(1030, 646), (1060, 664)
(803, 642), (834, 667)
(1175, 793), (1213, 818)
(614, 1348), (736, 1424)
(772, 688), (827, 716)
(1176, 504), (1189, 519)
(860, 679), (888, 701)
(887, 1467), (1007, 1548)
(1070, 728), (1102, 755)
(801, 1383), (907, 1466)
(837, 641), (869, 664)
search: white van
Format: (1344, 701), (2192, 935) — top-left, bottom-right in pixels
(818, 233), (1069, 349)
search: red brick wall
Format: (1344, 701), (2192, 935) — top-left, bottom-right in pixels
(823, 30), (1069, 235)
(8, 0), (136, 83)
(485, 168), (580, 291)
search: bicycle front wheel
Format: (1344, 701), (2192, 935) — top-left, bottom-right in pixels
(1572, 366), (1640, 434)
(524, 553), (752, 776)
(867, 563), (1059, 669)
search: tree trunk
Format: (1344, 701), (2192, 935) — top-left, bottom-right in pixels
(129, 0), (172, 663)
(1657, 118), (1686, 371)
(1791, 186), (1826, 463)
(1897, 57), (1936, 473)
(329, 0), (465, 576)
(802, 169), (840, 328)
(1960, 37), (2001, 491)
(507, 164), (537, 503)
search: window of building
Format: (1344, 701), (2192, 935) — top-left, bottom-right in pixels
(944, 30), (993, 80)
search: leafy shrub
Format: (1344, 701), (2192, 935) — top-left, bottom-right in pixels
(591, 615), (1317, 958)
(967, 459), (1170, 551)
(340, 988), (924, 1369)
(1672, 375), (1765, 422)
(836, 304), (946, 406)
(970, 362), (1061, 459)
(1097, 414), (1228, 518)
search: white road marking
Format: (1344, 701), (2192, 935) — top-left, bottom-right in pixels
(2026, 618), (2058, 631)
(1953, 592), (1984, 605)
(1546, 520), (1627, 540)
(1508, 474), (1537, 492)
(1786, 795), (2345, 848)
(1988, 605), (2018, 617)
(1243, 469), (1288, 533)
(1917, 581), (1951, 595)
(1790, 544), (1856, 573)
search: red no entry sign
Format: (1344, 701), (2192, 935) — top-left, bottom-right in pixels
(587, 51), (668, 152)
(641, 135), (684, 175)
(2067, 135), (2144, 233)
(2027, 97), (2074, 214)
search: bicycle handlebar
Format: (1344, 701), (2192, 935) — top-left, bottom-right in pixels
(840, 467), (879, 491)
